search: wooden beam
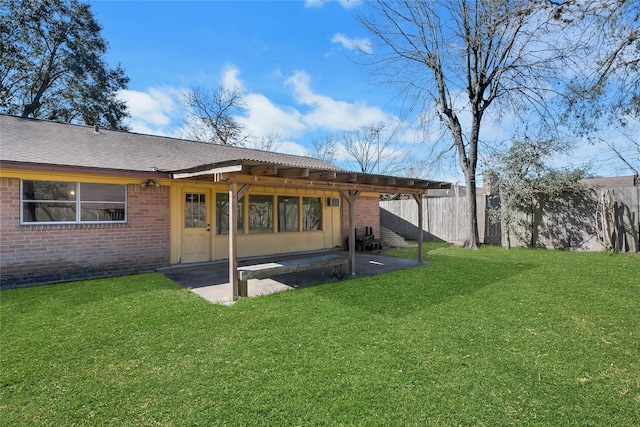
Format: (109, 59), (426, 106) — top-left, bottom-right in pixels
(381, 177), (396, 186)
(229, 183), (240, 300)
(171, 164), (244, 179)
(248, 165), (278, 176)
(308, 171), (337, 180)
(335, 172), (359, 183)
(398, 178), (415, 187)
(237, 184), (250, 200)
(340, 190), (360, 276)
(222, 173), (427, 195)
(424, 181), (451, 189)
(278, 168), (309, 178)
(363, 175), (380, 185)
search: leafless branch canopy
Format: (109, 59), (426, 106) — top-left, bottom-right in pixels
(555, 0), (640, 128)
(306, 135), (339, 164)
(341, 122), (406, 175)
(343, 123), (385, 173)
(182, 85), (247, 145)
(607, 131), (640, 175)
(244, 132), (283, 152)
(358, 0), (578, 247)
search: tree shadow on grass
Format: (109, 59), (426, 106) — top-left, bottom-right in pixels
(317, 251), (535, 318)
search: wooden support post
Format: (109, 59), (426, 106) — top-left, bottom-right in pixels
(341, 190), (360, 276)
(349, 193), (356, 276)
(237, 184), (250, 200)
(229, 182), (240, 300)
(413, 193), (424, 263)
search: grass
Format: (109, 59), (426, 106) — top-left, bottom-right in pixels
(1, 243), (639, 426)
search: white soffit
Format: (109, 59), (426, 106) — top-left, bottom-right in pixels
(171, 164), (244, 179)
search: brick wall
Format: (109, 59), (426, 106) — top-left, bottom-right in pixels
(0, 178), (170, 288)
(341, 195), (380, 245)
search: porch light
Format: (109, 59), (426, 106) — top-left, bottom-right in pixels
(141, 179), (160, 188)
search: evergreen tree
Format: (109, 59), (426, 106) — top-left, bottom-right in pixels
(0, 0), (129, 129)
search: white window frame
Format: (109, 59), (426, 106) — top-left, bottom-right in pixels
(20, 180), (127, 225)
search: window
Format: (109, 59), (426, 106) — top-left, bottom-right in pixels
(212, 192), (323, 234)
(302, 197), (322, 231)
(215, 193), (244, 234)
(248, 194), (273, 233)
(21, 180), (126, 224)
(184, 193), (206, 228)
(278, 196), (299, 232)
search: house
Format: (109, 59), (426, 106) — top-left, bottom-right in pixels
(0, 115), (449, 293)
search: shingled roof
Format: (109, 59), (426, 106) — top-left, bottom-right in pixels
(0, 115), (341, 173)
(1, 115), (451, 194)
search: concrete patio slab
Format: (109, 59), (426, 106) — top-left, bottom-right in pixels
(159, 250), (423, 305)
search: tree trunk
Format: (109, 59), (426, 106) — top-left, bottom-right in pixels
(460, 112), (481, 249)
(21, 101), (40, 118)
(21, 69), (52, 118)
(530, 197), (545, 248)
(500, 188), (511, 250)
(463, 169), (480, 248)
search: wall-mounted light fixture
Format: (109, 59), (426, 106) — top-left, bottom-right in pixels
(141, 179), (160, 188)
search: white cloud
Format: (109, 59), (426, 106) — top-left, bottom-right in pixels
(331, 33), (372, 54)
(119, 88), (174, 127)
(118, 87), (183, 136)
(305, 0), (361, 9)
(229, 68), (391, 142)
(236, 92), (306, 138)
(278, 140), (309, 157)
(285, 70), (388, 131)
(221, 65), (244, 91)
(116, 67), (402, 161)
(338, 0), (361, 8)
(304, 0), (324, 8)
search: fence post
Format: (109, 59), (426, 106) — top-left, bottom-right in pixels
(413, 194), (424, 263)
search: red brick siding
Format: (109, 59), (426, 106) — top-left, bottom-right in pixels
(341, 195), (380, 243)
(0, 178), (170, 288)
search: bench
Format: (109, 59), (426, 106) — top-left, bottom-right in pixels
(237, 254), (348, 297)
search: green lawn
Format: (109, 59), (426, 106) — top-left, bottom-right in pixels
(1, 243), (639, 426)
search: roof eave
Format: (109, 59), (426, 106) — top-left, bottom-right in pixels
(0, 160), (168, 179)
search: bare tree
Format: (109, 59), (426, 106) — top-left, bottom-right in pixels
(306, 135), (339, 164)
(608, 131), (640, 176)
(559, 0), (639, 129)
(343, 124), (383, 173)
(244, 132), (283, 152)
(181, 85), (247, 145)
(358, 0), (578, 248)
(342, 122), (404, 174)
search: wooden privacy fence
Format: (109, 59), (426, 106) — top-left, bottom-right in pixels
(594, 184), (640, 252)
(380, 178), (639, 252)
(380, 190), (499, 245)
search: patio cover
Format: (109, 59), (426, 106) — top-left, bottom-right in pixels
(169, 160), (451, 301)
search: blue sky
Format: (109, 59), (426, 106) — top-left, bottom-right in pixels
(88, 0), (636, 180)
(90, 1), (390, 140)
